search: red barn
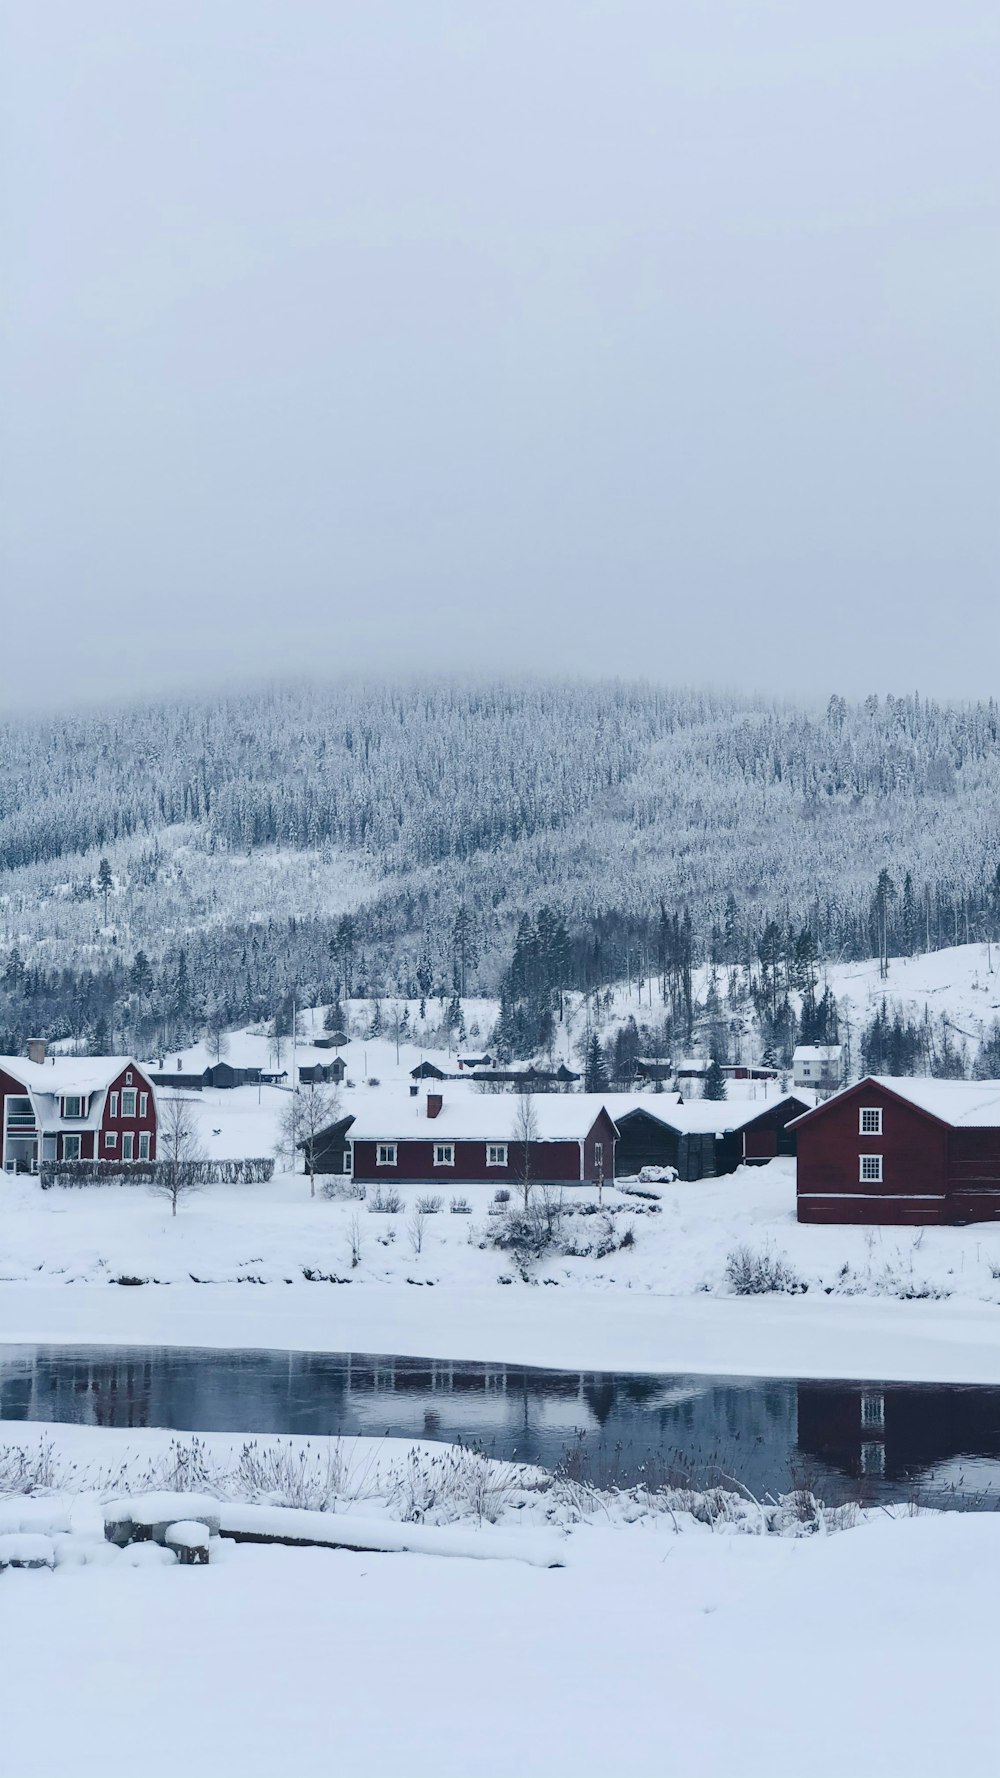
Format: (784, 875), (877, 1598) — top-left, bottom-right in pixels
(0, 1042), (157, 1173)
(792, 1076), (1000, 1225)
(312, 1090), (618, 1187)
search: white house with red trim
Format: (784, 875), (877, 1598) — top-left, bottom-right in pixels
(0, 1041), (158, 1173)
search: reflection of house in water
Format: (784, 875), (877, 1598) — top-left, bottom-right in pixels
(797, 1382), (1000, 1491)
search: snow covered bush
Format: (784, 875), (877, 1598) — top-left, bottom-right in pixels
(368, 1186), (402, 1214)
(724, 1244), (803, 1296)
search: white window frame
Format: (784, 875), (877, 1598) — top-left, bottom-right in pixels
(121, 1132), (134, 1161)
(594, 1141), (604, 1171)
(342, 1151), (353, 1175)
(62, 1095), (84, 1119)
(105, 1130), (118, 1148)
(486, 1143), (508, 1167)
(62, 1134), (81, 1161)
(139, 1091), (148, 1118)
(109, 1091), (119, 1119)
(859, 1154), (883, 1183)
(376, 1143), (397, 1167)
(125, 1071), (133, 1086)
(138, 1131), (150, 1161)
(861, 1390), (885, 1428)
(121, 1088), (137, 1118)
(860, 1440), (886, 1476)
(434, 1142), (455, 1168)
(859, 1107), (882, 1136)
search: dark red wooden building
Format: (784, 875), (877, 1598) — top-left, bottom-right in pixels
(792, 1076), (1000, 1224)
(0, 1044), (158, 1172)
(308, 1090), (618, 1187)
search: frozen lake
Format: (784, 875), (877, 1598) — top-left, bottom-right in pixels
(3, 1343), (1000, 1506)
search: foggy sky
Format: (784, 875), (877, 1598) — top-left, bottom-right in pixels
(3, 2), (999, 711)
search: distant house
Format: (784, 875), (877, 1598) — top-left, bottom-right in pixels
(299, 1058), (346, 1087)
(792, 1045), (843, 1096)
(410, 1061), (451, 1081)
(305, 1090), (618, 1186)
(457, 1055), (492, 1071)
(793, 1076), (1000, 1225)
(1, 1041), (157, 1172)
(635, 1058), (674, 1084)
(720, 1064), (779, 1082)
(675, 1058), (709, 1081)
(608, 1094), (808, 1182)
(468, 1064), (580, 1088)
(202, 1063), (262, 1090)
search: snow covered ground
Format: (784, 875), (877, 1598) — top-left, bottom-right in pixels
(0, 1423), (997, 1778)
(7, 1151), (1000, 1380)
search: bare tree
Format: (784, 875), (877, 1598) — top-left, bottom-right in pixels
(152, 1093), (204, 1217)
(511, 1092), (539, 1211)
(277, 1084), (340, 1195)
(205, 1007), (230, 1064)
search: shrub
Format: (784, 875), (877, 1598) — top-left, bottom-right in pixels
(450, 1196), (471, 1214)
(724, 1244), (803, 1296)
(368, 1186), (402, 1214)
(416, 1195), (443, 1213)
(38, 1156), (275, 1190)
(493, 1188), (511, 1205)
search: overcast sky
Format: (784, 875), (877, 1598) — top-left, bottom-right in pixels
(3, 2), (998, 710)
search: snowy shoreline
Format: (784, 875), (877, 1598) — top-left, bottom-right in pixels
(4, 1280), (1000, 1385)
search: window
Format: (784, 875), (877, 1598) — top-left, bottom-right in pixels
(62, 1095), (84, 1119)
(6, 1097), (35, 1129)
(376, 1143), (397, 1166)
(343, 1152), (353, 1175)
(860, 1441), (886, 1476)
(125, 1071), (133, 1086)
(122, 1132), (134, 1161)
(859, 1107), (882, 1136)
(802, 1063), (812, 1076)
(594, 1142), (604, 1172)
(434, 1143), (455, 1167)
(138, 1131), (150, 1161)
(139, 1092), (148, 1118)
(121, 1088), (137, 1118)
(62, 1134), (81, 1161)
(861, 1391), (885, 1429)
(860, 1154), (883, 1183)
(104, 1131), (117, 1148)
(486, 1143), (508, 1167)
(109, 1092), (119, 1119)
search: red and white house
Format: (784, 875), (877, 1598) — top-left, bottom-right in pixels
(319, 1090), (618, 1188)
(792, 1075), (1000, 1225)
(0, 1042), (158, 1173)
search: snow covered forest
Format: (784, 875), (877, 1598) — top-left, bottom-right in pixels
(2, 677), (1000, 1059)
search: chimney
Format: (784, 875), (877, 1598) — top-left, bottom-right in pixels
(26, 1038), (47, 1066)
(426, 1092), (443, 1119)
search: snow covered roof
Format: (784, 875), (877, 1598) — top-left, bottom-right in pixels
(790, 1076), (1000, 1130)
(600, 1092), (805, 1136)
(0, 1056), (141, 1096)
(342, 1091), (616, 1143)
(792, 1046), (842, 1062)
(867, 1077), (1000, 1128)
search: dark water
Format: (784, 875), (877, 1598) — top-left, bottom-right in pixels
(3, 1344), (1000, 1508)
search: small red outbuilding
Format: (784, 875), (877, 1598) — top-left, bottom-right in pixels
(791, 1076), (1000, 1225)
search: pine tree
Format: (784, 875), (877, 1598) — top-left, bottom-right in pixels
(97, 857), (113, 926)
(702, 1057), (727, 1100)
(584, 1031), (610, 1093)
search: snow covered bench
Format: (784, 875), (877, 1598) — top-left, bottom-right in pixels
(163, 1520), (212, 1565)
(104, 1493), (221, 1550)
(0, 1532), (55, 1571)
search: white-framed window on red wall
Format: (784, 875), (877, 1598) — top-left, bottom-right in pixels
(376, 1143), (397, 1166)
(104, 1131), (117, 1149)
(859, 1154), (883, 1183)
(138, 1131), (150, 1161)
(434, 1143), (455, 1167)
(121, 1089), (137, 1118)
(122, 1132), (134, 1161)
(859, 1107), (882, 1135)
(109, 1092), (119, 1118)
(139, 1092), (148, 1118)
(62, 1134), (81, 1160)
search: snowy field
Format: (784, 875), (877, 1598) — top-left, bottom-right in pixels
(0, 1424), (997, 1778)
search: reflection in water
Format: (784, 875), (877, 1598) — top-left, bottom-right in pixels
(4, 1345), (1000, 1506)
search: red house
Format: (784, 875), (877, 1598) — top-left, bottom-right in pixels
(792, 1076), (1000, 1225)
(313, 1090), (618, 1187)
(0, 1042), (157, 1173)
